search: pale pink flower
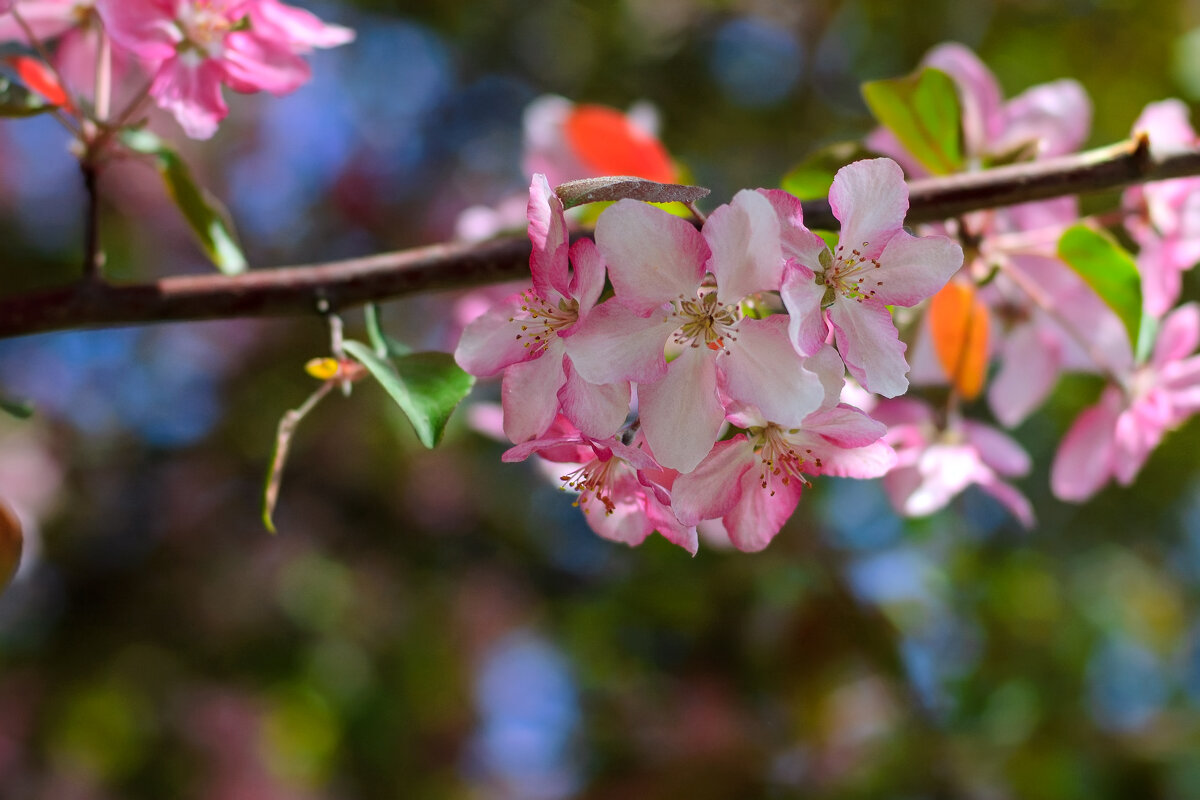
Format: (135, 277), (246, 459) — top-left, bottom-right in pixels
(455, 174), (630, 443)
(94, 0), (353, 139)
(672, 396), (896, 552)
(564, 191), (826, 472)
(1051, 303), (1200, 501)
(1123, 100), (1200, 316)
(875, 398), (1034, 527)
(774, 159), (962, 397)
(0, 0), (88, 42)
(502, 415), (697, 554)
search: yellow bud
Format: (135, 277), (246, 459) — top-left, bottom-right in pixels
(305, 357), (341, 381)
(0, 501), (22, 594)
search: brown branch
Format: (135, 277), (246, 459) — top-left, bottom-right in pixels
(0, 136), (1193, 340)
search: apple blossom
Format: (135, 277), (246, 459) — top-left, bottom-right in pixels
(455, 174), (629, 443)
(94, 0), (353, 139)
(564, 190), (825, 472)
(775, 158), (963, 397)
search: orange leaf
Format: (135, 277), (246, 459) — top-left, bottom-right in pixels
(563, 105), (676, 183)
(6, 56), (69, 110)
(929, 281), (990, 400)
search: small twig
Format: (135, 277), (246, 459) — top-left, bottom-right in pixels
(683, 200), (707, 223)
(262, 379), (336, 533)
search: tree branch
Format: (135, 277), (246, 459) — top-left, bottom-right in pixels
(0, 136), (1191, 341)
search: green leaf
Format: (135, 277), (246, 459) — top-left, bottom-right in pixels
(120, 129), (248, 274)
(0, 396), (33, 419)
(341, 340), (474, 448)
(555, 176), (710, 210)
(364, 304), (411, 358)
(781, 141), (875, 201)
(0, 75), (55, 117)
(1057, 225), (1143, 353)
(861, 67), (964, 175)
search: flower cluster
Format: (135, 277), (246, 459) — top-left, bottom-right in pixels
(456, 160), (963, 553)
(0, 0), (353, 138)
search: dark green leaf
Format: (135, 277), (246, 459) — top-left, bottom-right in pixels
(0, 75), (55, 117)
(555, 176), (709, 210)
(121, 129), (248, 274)
(0, 396), (33, 419)
(1057, 225), (1143, 353)
(365, 304), (411, 358)
(781, 141), (875, 201)
(342, 341), (474, 449)
(861, 67), (964, 175)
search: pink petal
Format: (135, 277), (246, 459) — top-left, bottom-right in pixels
(759, 189), (829, 263)
(780, 263), (829, 356)
(828, 300), (910, 398)
(999, 79), (1091, 158)
(1138, 237), (1185, 317)
(557, 360), (630, 440)
(501, 343), (567, 443)
(829, 159), (907, 258)
(812, 440), (896, 479)
(722, 466), (803, 552)
(977, 475), (1036, 529)
(221, 31), (312, 95)
(1153, 302), (1200, 368)
(94, 0), (179, 59)
(561, 300), (675, 385)
(803, 404), (887, 448)
(988, 322), (1061, 428)
(962, 421), (1031, 477)
(149, 56), (228, 140)
(705, 189), (784, 303)
(671, 436), (756, 526)
(637, 346), (724, 472)
(719, 316), (823, 427)
(595, 200), (708, 315)
(1050, 387), (1121, 502)
(248, 0), (356, 51)
(1133, 99), (1196, 156)
(804, 345), (849, 414)
(568, 238), (606, 314)
(527, 174), (570, 301)
(454, 292), (535, 377)
(902, 444), (982, 516)
(872, 230), (963, 307)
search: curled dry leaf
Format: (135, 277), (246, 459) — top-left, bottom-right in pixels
(554, 176), (710, 210)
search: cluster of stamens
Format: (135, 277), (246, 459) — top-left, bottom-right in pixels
(511, 291), (580, 356)
(669, 287), (741, 353)
(753, 425), (818, 497)
(176, 1), (240, 55)
(820, 241), (884, 305)
(560, 456), (620, 515)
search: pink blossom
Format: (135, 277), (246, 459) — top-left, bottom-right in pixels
(564, 191), (826, 472)
(0, 1), (87, 42)
(1123, 100), (1200, 316)
(1051, 303), (1200, 501)
(875, 398), (1034, 527)
(672, 398), (896, 552)
(502, 416), (697, 554)
(774, 159), (962, 397)
(94, 0), (352, 139)
(455, 174), (630, 443)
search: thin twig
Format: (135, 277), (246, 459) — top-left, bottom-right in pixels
(0, 137), (1196, 340)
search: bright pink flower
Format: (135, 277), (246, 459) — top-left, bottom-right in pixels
(502, 416), (698, 554)
(94, 0), (352, 139)
(1051, 303), (1200, 501)
(775, 159), (962, 397)
(1123, 100), (1200, 316)
(455, 174), (630, 443)
(0, 1), (86, 42)
(565, 191), (826, 472)
(671, 397), (896, 552)
(875, 398), (1034, 527)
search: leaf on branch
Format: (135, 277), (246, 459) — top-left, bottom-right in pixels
(781, 141), (875, 201)
(555, 176), (710, 210)
(365, 304), (411, 358)
(0, 74), (57, 117)
(929, 281), (989, 400)
(1057, 225), (1143, 353)
(341, 340), (474, 449)
(121, 129), (248, 275)
(862, 67), (964, 176)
